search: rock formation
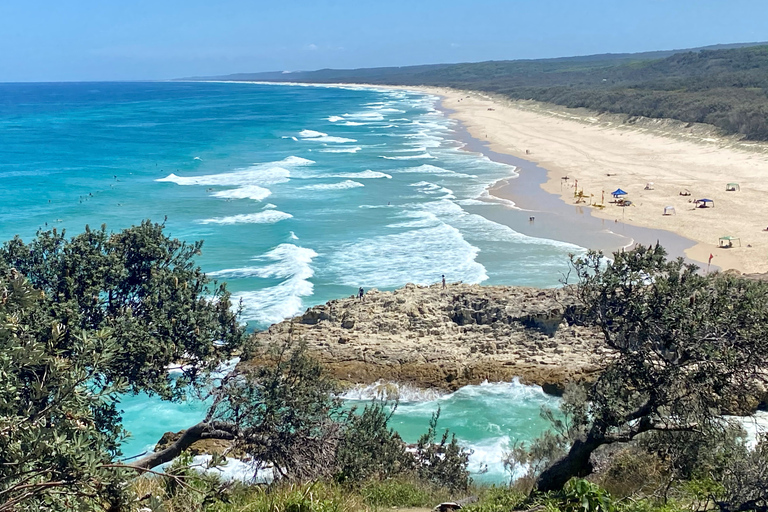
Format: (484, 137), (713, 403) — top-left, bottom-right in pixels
(247, 283), (611, 394)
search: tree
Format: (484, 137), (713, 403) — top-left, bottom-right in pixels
(0, 222), (245, 510)
(534, 244), (768, 492)
(335, 401), (414, 484)
(0, 220), (244, 399)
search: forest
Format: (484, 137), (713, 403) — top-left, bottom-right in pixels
(216, 43), (768, 141)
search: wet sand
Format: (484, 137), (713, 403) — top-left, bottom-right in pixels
(441, 102), (704, 268)
(421, 86), (768, 273)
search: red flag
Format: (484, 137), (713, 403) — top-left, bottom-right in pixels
(709, 253), (714, 263)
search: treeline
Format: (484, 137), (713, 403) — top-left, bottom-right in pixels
(245, 44), (768, 141)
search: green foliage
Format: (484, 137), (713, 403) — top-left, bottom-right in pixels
(270, 44), (768, 140)
(504, 385), (587, 487)
(528, 244), (768, 492)
(463, 486), (527, 512)
(594, 447), (667, 499)
(716, 433), (768, 512)
(359, 478), (440, 508)
(562, 479), (616, 512)
(335, 401), (413, 483)
(0, 270), (129, 511)
(0, 222), (246, 510)
(208, 340), (342, 481)
(414, 408), (472, 491)
(0, 221), (244, 399)
(134, 477), (364, 512)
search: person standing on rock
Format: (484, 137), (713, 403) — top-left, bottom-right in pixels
(442, 275), (446, 289)
(358, 287), (364, 300)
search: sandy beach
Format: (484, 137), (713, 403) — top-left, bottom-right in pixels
(414, 86), (768, 273)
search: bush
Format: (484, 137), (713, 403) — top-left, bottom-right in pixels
(414, 409), (472, 491)
(335, 401), (413, 484)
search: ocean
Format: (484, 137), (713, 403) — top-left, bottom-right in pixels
(0, 81), (580, 482)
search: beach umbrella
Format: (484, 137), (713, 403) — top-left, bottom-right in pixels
(611, 188), (628, 198)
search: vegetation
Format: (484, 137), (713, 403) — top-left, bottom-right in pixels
(0, 222), (471, 510)
(0, 221), (244, 511)
(6, 222), (768, 511)
(239, 44), (768, 141)
(509, 244), (768, 511)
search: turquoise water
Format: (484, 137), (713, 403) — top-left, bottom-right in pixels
(0, 81), (575, 482)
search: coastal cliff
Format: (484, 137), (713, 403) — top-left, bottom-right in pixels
(247, 283), (610, 394)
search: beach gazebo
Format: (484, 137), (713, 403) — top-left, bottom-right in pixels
(696, 198), (715, 208)
(611, 188), (628, 201)
(726, 183), (740, 191)
(663, 206), (676, 215)
(718, 236), (741, 248)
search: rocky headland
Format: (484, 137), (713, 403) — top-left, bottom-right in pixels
(246, 283), (611, 395)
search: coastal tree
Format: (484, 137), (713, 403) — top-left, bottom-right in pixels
(0, 221), (472, 509)
(0, 221), (245, 510)
(531, 244), (768, 492)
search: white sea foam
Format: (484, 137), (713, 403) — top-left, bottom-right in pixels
(198, 210), (292, 225)
(263, 203), (277, 209)
(319, 146), (362, 153)
(327, 116), (344, 122)
(289, 231), (299, 240)
(342, 121), (364, 126)
(343, 111), (385, 121)
(461, 436), (511, 480)
(217, 244), (317, 324)
(328, 219), (487, 288)
(299, 180), (364, 191)
(407, 182), (456, 200)
(187, 455), (274, 484)
(341, 381), (447, 402)
(156, 156), (313, 187)
(409, 181), (441, 190)
(381, 153), (435, 160)
(212, 185), (271, 201)
(388, 146), (427, 153)
(330, 170), (392, 179)
(393, 163), (475, 178)
(299, 129), (327, 138)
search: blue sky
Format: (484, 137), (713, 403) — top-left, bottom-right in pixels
(1, 0), (766, 82)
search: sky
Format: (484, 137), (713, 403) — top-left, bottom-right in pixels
(1, 0), (767, 82)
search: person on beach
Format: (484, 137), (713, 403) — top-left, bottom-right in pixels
(442, 275), (446, 289)
(358, 287), (364, 300)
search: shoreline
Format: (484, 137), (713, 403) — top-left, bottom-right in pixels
(220, 80), (724, 269)
(418, 86), (768, 273)
(206, 80), (768, 271)
(437, 100), (702, 266)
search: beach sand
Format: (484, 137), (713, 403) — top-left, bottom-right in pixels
(417, 86), (768, 273)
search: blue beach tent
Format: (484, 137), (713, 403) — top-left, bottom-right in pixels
(696, 198), (715, 208)
(611, 188), (628, 198)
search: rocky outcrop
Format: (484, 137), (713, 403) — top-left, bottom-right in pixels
(246, 283), (611, 394)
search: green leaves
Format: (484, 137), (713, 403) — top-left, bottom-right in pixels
(0, 221), (246, 510)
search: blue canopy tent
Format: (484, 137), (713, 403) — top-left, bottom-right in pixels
(696, 198), (715, 208)
(611, 188), (628, 198)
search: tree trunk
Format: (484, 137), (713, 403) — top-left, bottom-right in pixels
(534, 435), (605, 492)
(134, 421), (209, 470)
